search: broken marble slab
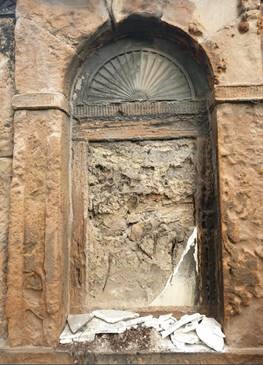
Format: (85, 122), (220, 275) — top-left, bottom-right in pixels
(141, 316), (160, 330)
(67, 313), (94, 333)
(158, 316), (177, 331)
(170, 330), (201, 345)
(181, 318), (201, 333)
(161, 313), (203, 338)
(84, 317), (127, 336)
(93, 309), (139, 323)
(60, 324), (74, 344)
(125, 315), (154, 329)
(195, 317), (225, 352)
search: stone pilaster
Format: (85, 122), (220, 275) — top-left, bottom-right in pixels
(214, 87), (263, 346)
(7, 95), (70, 346)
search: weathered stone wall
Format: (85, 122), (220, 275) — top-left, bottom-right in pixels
(0, 0), (261, 351)
(216, 103), (263, 347)
(0, 7), (15, 339)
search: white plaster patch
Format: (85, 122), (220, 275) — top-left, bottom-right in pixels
(149, 227), (198, 306)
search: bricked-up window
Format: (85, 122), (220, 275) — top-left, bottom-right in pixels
(71, 35), (220, 317)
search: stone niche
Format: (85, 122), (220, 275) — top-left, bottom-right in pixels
(70, 19), (221, 317)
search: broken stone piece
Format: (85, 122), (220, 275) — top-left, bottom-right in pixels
(84, 317), (127, 335)
(161, 313), (203, 338)
(60, 324), (74, 344)
(142, 316), (160, 330)
(195, 317), (225, 352)
(170, 330), (201, 345)
(93, 309), (139, 323)
(182, 318), (201, 333)
(73, 331), (96, 343)
(158, 316), (177, 331)
(169, 334), (187, 350)
(67, 313), (94, 333)
(125, 315), (153, 329)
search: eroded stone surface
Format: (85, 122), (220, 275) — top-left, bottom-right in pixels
(15, 0), (109, 95)
(0, 158), (12, 339)
(0, 13), (15, 341)
(86, 140), (197, 309)
(7, 109), (70, 346)
(217, 103), (263, 346)
(0, 17), (15, 157)
(2, 0), (263, 350)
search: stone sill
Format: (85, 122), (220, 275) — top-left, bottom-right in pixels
(0, 347), (263, 364)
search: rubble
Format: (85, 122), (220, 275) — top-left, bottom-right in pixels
(60, 310), (225, 352)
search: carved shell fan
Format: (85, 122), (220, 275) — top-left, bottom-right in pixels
(85, 50), (194, 102)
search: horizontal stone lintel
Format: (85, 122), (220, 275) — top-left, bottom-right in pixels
(214, 84), (263, 102)
(12, 93), (69, 115)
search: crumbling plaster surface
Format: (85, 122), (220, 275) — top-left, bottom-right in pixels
(216, 103), (263, 346)
(87, 140), (197, 309)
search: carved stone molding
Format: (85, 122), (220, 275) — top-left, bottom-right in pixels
(215, 84), (263, 102)
(84, 49), (194, 102)
(74, 100), (207, 119)
(12, 93), (69, 115)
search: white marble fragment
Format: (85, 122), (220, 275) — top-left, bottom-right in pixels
(125, 315), (153, 329)
(73, 331), (96, 343)
(169, 334), (187, 350)
(195, 317), (225, 352)
(161, 313), (203, 338)
(93, 309), (139, 323)
(85, 317), (127, 335)
(171, 330), (201, 345)
(181, 318), (201, 333)
(158, 316), (177, 331)
(142, 316), (160, 330)
(67, 313), (94, 333)
(60, 324), (74, 344)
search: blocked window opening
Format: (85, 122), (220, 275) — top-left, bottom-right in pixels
(87, 139), (197, 309)
(71, 30), (220, 318)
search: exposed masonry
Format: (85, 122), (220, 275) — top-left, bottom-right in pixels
(86, 139), (197, 309)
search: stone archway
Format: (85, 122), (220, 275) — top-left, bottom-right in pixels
(70, 21), (221, 319)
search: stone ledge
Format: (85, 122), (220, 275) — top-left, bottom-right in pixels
(12, 93), (69, 115)
(0, 347), (263, 364)
(215, 84), (263, 102)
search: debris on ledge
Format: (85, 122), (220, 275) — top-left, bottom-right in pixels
(60, 310), (225, 352)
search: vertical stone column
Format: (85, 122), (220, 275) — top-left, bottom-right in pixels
(0, 5), (15, 340)
(215, 85), (263, 347)
(7, 94), (70, 346)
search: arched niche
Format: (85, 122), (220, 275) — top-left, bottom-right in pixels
(70, 17), (222, 319)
